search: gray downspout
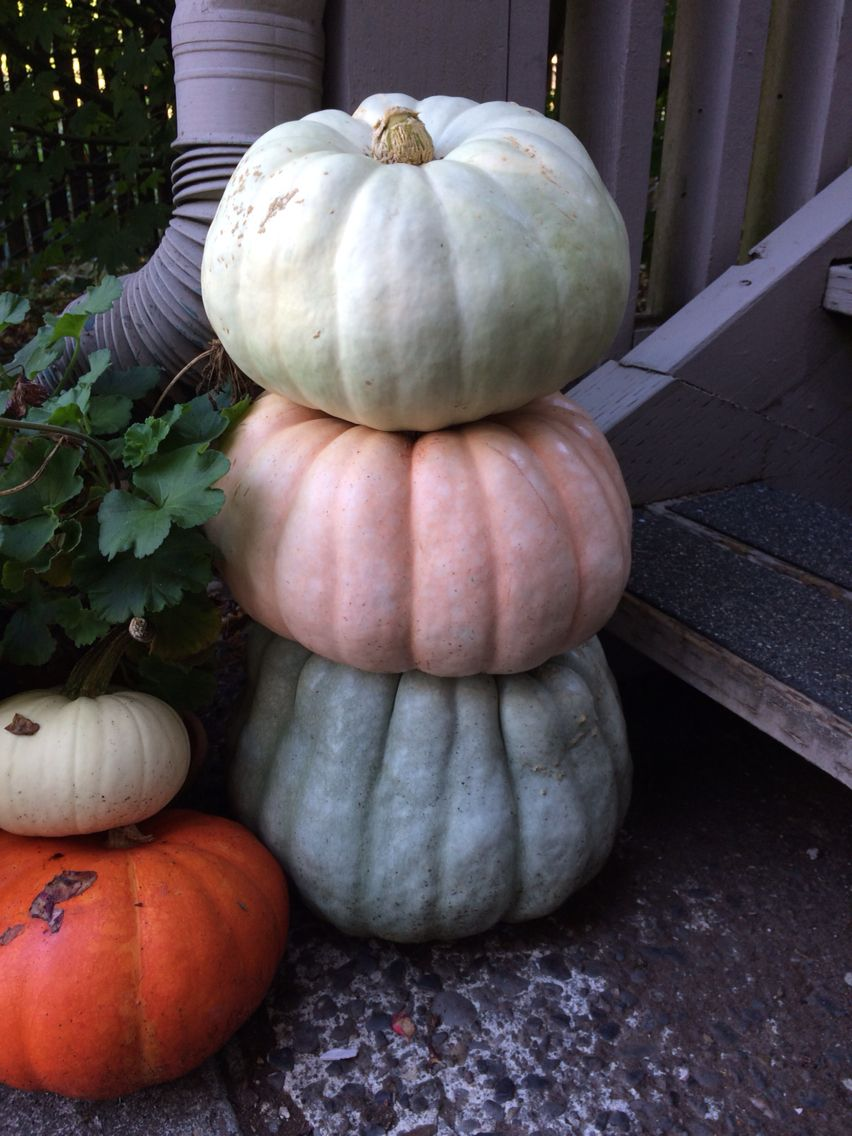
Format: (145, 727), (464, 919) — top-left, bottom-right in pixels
(74, 0), (325, 383)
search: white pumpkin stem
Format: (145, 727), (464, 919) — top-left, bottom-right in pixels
(62, 626), (132, 700)
(371, 107), (434, 165)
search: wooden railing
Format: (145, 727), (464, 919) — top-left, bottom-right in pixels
(556, 0), (852, 352)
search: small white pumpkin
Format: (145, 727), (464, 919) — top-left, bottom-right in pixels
(201, 93), (630, 432)
(0, 690), (191, 836)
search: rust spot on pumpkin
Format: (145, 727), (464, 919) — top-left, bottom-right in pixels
(29, 870), (98, 934)
(0, 924), (25, 946)
(5, 713), (39, 735)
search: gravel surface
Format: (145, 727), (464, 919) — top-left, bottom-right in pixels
(1, 633), (849, 1136)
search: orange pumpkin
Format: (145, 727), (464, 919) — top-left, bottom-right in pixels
(0, 809), (289, 1099)
(206, 392), (631, 675)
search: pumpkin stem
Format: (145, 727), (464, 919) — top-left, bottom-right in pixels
(371, 107), (434, 165)
(62, 626), (132, 700)
(106, 823), (155, 849)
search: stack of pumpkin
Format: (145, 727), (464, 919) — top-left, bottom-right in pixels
(0, 648), (289, 1098)
(201, 94), (634, 943)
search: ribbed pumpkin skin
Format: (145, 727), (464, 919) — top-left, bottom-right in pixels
(0, 809), (289, 1099)
(231, 628), (630, 942)
(0, 689), (190, 836)
(205, 391), (631, 677)
(201, 93), (629, 431)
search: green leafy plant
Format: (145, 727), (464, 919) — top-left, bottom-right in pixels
(0, 277), (247, 708)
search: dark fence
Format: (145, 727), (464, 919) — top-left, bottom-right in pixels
(0, 0), (174, 273)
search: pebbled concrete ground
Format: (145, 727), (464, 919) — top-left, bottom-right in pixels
(1, 633), (849, 1136)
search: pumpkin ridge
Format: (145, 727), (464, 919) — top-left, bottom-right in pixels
(564, 640), (632, 821)
(473, 422), (575, 665)
(417, 161), (467, 413)
(458, 430), (501, 671)
(428, 678), (462, 931)
(511, 403), (629, 641)
(267, 418), (353, 649)
(447, 158), (564, 374)
(492, 673), (525, 913)
(124, 845), (160, 1083)
(354, 673), (405, 925)
(119, 695), (151, 820)
(330, 161), (385, 421)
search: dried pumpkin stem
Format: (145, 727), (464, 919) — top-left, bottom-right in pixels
(62, 626), (132, 701)
(106, 823), (155, 849)
(371, 107), (434, 165)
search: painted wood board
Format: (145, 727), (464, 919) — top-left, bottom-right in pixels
(741, 0), (852, 252)
(647, 0), (771, 317)
(626, 506), (852, 721)
(824, 263), (852, 316)
(608, 593), (852, 789)
(322, 0), (550, 112)
(559, 0), (666, 355)
(627, 168), (852, 410)
(569, 362), (852, 508)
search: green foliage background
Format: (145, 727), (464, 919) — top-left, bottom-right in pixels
(1, 0), (174, 285)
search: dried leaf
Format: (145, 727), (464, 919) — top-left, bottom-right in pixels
(0, 924), (25, 946)
(391, 1010), (416, 1039)
(5, 377), (50, 420)
(4, 713), (40, 735)
(29, 869), (98, 934)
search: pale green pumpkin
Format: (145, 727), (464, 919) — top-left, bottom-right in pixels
(230, 626), (631, 942)
(201, 93), (630, 432)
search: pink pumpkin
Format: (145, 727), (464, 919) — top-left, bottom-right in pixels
(206, 392), (631, 676)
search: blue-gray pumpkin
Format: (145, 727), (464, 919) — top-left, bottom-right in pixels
(230, 626), (631, 942)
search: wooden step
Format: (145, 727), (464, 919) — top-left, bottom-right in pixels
(606, 483), (852, 788)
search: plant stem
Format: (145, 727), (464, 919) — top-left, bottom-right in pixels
(62, 627), (132, 700)
(371, 107), (435, 165)
(0, 414), (123, 490)
(0, 438), (64, 495)
(150, 346), (213, 416)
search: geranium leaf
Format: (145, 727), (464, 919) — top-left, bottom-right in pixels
(52, 597), (112, 647)
(94, 364), (162, 399)
(74, 275), (122, 315)
(166, 394), (230, 449)
(0, 514), (59, 561)
(47, 310), (89, 343)
(0, 579), (62, 665)
(13, 325), (64, 379)
(73, 528), (217, 622)
(121, 404), (183, 469)
(88, 393), (133, 435)
(148, 592), (223, 660)
(131, 444), (229, 528)
(0, 442), (83, 519)
(97, 490), (172, 559)
(0, 606), (56, 665)
(133, 654), (216, 713)
(0, 293), (29, 328)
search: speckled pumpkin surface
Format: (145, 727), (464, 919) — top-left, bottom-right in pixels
(205, 391), (631, 677)
(229, 626), (631, 942)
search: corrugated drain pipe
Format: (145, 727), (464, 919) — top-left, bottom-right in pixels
(72, 0), (325, 383)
